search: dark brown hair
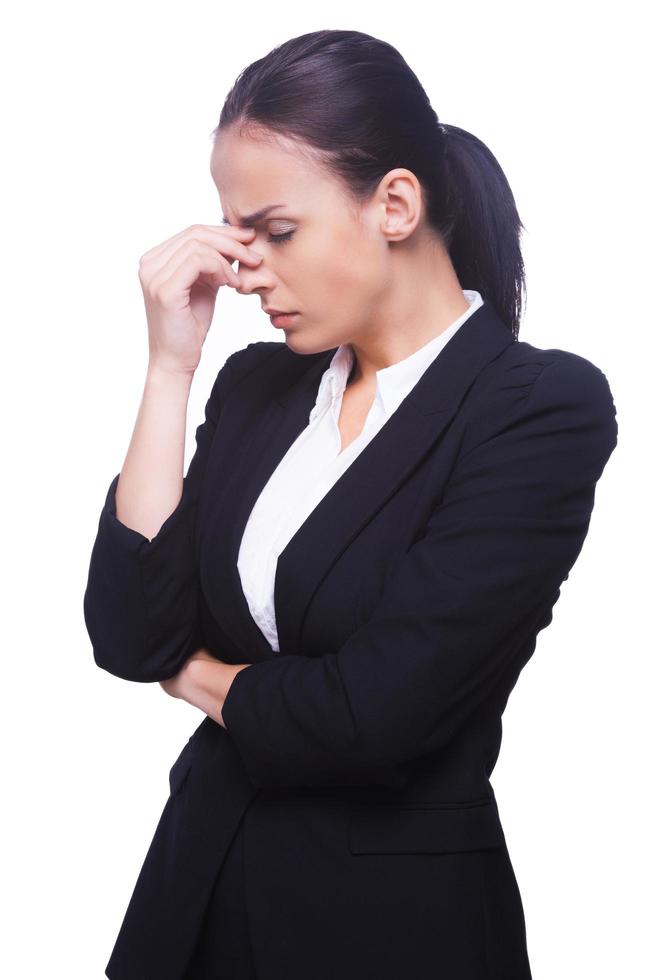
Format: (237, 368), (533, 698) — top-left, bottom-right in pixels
(212, 29), (526, 338)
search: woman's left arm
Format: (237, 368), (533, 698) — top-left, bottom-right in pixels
(213, 353), (618, 791)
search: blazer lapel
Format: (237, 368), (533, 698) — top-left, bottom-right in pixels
(274, 301), (515, 656)
(202, 300), (515, 662)
(200, 349), (332, 661)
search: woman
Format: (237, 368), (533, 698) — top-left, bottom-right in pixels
(83, 29), (618, 980)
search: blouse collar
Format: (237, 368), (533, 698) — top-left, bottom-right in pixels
(309, 289), (484, 423)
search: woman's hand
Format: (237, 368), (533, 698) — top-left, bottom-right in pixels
(138, 223), (263, 376)
(158, 648), (216, 700)
(184, 647), (220, 667)
(159, 650), (251, 728)
(186, 659), (251, 728)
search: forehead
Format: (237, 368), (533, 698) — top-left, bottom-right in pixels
(210, 127), (339, 220)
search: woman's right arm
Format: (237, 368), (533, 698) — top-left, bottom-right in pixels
(114, 364), (195, 543)
(83, 223), (264, 683)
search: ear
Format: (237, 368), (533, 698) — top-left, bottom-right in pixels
(377, 168), (423, 242)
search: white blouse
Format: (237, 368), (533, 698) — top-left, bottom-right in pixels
(237, 288), (485, 652)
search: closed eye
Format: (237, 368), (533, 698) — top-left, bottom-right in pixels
(267, 230), (295, 244)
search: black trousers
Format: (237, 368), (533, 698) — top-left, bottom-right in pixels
(182, 819), (258, 979)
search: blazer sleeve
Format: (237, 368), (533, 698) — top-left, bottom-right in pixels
(83, 342), (272, 683)
(221, 352), (619, 790)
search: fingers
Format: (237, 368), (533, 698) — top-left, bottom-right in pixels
(142, 230), (263, 299)
(140, 222), (254, 263)
(139, 223), (261, 276)
(147, 242), (243, 305)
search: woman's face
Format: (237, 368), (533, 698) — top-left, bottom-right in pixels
(210, 125), (391, 355)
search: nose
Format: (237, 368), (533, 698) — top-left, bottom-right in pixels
(235, 252), (271, 295)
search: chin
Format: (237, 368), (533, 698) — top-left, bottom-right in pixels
(282, 328), (341, 358)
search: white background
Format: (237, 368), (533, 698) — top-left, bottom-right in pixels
(2, 2), (650, 977)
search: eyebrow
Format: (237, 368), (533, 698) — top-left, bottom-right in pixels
(221, 203), (288, 227)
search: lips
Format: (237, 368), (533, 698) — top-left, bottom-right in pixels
(264, 308), (296, 315)
(269, 310), (297, 325)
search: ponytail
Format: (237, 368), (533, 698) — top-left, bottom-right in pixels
(215, 30), (527, 336)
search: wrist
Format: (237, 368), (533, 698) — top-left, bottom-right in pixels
(186, 660), (248, 727)
(146, 361), (195, 389)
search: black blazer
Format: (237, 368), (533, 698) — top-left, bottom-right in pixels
(84, 298), (618, 980)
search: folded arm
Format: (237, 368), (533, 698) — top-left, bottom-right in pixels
(220, 353), (619, 790)
(83, 342), (277, 682)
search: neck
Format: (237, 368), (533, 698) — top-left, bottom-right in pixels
(348, 241), (470, 388)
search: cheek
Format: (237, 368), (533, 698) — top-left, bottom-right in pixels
(308, 230), (378, 301)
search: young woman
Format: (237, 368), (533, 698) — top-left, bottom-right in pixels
(84, 29), (618, 980)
